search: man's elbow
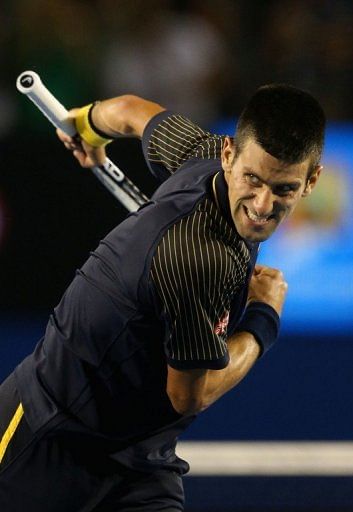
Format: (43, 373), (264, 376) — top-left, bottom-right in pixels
(168, 393), (210, 416)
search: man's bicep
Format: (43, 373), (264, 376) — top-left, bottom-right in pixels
(124, 97), (165, 137)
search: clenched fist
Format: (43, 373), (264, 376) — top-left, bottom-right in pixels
(247, 264), (288, 316)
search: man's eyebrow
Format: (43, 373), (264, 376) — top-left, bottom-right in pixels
(244, 165), (298, 176)
(243, 166), (257, 172)
(243, 166), (262, 177)
(274, 181), (301, 190)
(243, 167), (302, 187)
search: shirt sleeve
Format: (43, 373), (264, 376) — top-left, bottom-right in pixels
(150, 210), (236, 370)
(142, 110), (225, 182)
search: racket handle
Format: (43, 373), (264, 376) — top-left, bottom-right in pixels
(16, 70), (76, 136)
(16, 70), (147, 212)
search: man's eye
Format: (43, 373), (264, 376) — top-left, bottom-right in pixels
(246, 174), (261, 185)
(275, 185), (294, 195)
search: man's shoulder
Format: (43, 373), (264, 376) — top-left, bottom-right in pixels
(151, 198), (249, 284)
(143, 110), (227, 180)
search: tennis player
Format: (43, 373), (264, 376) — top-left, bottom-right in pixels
(0, 84), (325, 511)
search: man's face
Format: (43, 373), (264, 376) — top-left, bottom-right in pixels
(221, 137), (322, 243)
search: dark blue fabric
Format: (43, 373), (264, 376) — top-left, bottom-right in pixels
(0, 375), (184, 511)
(236, 301), (280, 356)
(13, 110), (259, 474)
(142, 109), (176, 182)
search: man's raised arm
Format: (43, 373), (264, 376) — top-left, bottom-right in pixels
(57, 95), (165, 168)
(90, 95), (165, 138)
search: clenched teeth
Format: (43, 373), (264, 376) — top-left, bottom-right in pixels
(245, 207), (270, 224)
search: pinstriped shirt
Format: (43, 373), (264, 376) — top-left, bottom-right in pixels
(147, 113), (224, 171)
(143, 111), (254, 369)
(14, 110), (258, 472)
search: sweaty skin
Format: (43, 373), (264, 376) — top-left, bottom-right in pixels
(221, 137), (322, 243)
(57, 94), (321, 416)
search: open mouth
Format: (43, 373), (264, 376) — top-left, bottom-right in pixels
(243, 206), (274, 225)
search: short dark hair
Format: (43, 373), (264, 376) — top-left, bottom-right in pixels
(234, 84), (326, 173)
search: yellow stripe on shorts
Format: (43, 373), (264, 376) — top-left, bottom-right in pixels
(0, 403), (24, 463)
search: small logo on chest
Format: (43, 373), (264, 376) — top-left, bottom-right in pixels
(214, 311), (230, 335)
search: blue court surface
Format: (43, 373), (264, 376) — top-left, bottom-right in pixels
(1, 314), (353, 511)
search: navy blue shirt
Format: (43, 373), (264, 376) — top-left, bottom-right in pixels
(15, 111), (259, 473)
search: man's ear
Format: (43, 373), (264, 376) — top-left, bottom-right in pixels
(221, 136), (236, 175)
(302, 165), (323, 197)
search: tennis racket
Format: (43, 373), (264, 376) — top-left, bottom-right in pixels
(16, 70), (148, 212)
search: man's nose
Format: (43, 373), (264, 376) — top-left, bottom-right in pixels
(252, 187), (274, 215)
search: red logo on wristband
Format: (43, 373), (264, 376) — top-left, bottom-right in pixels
(214, 311), (229, 335)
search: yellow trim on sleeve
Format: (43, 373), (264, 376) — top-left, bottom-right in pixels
(75, 104), (113, 147)
(0, 402), (24, 463)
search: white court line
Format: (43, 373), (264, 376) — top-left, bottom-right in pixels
(176, 441), (353, 476)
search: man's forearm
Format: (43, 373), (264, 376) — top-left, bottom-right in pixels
(91, 95), (165, 139)
(202, 332), (260, 409)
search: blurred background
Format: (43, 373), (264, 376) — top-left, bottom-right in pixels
(1, 0), (353, 510)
